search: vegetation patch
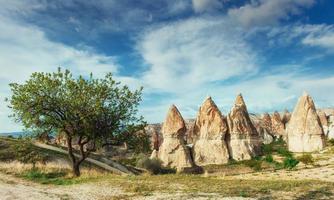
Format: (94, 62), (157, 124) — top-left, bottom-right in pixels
(136, 155), (176, 175)
(297, 154), (314, 165)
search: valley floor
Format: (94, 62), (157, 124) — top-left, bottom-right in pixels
(1, 158), (334, 200)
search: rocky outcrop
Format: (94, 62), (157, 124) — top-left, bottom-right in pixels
(317, 110), (329, 136)
(192, 97), (229, 165)
(226, 94), (261, 161)
(145, 124), (163, 150)
(271, 111), (286, 140)
(254, 123), (274, 145)
(287, 92), (325, 152)
(257, 113), (274, 144)
(155, 105), (194, 171)
(249, 113), (274, 144)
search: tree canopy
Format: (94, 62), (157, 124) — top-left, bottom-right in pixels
(7, 68), (147, 176)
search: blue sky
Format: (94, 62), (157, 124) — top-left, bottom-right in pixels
(1, 0), (334, 132)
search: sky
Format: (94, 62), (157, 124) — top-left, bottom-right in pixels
(1, 0), (334, 132)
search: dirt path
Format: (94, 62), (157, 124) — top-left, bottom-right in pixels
(0, 172), (124, 200)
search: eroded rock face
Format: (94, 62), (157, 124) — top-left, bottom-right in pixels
(156, 105), (194, 171)
(250, 113), (274, 144)
(255, 123), (274, 145)
(318, 110), (329, 135)
(287, 93), (325, 152)
(271, 111), (286, 140)
(226, 94), (261, 161)
(192, 97), (229, 165)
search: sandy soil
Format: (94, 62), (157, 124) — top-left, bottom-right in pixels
(0, 172), (255, 200)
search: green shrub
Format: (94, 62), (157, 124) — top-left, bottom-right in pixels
(275, 137), (285, 145)
(264, 154), (274, 163)
(262, 143), (273, 155)
(283, 157), (299, 169)
(277, 147), (292, 158)
(297, 154), (314, 165)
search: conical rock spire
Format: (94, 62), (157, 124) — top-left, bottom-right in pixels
(192, 97), (229, 165)
(226, 94), (261, 161)
(287, 93), (325, 152)
(156, 105), (194, 171)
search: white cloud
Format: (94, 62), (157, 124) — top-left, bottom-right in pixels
(265, 24), (334, 51)
(301, 26), (334, 51)
(141, 71), (334, 123)
(228, 0), (315, 27)
(137, 17), (258, 93)
(192, 0), (223, 13)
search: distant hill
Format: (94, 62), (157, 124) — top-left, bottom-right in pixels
(0, 132), (25, 138)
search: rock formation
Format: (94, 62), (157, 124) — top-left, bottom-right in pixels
(317, 110), (329, 136)
(226, 94), (261, 161)
(271, 111), (286, 140)
(192, 97), (229, 165)
(145, 124), (163, 150)
(258, 113), (274, 144)
(287, 92), (325, 152)
(155, 105), (194, 171)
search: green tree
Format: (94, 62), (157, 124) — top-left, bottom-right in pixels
(7, 68), (145, 176)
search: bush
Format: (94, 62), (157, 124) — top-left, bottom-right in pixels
(277, 147), (292, 158)
(264, 154), (274, 163)
(136, 156), (163, 175)
(283, 157), (299, 169)
(297, 154), (314, 165)
(262, 143), (273, 155)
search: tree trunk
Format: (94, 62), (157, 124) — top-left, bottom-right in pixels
(65, 133), (80, 177)
(72, 162), (80, 177)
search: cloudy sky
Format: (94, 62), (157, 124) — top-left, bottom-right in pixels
(1, 0), (334, 132)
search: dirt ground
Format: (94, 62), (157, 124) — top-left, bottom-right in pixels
(0, 171), (257, 200)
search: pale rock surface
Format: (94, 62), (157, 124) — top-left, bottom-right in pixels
(271, 111), (287, 140)
(192, 97), (229, 165)
(287, 92), (325, 152)
(156, 105), (194, 171)
(226, 94), (261, 161)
